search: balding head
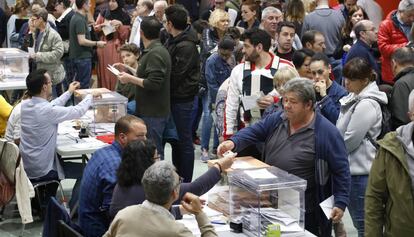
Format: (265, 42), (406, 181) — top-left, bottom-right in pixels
(115, 115), (147, 148)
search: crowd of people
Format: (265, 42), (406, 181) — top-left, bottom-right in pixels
(1, 0), (414, 236)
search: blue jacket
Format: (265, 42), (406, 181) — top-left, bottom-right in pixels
(346, 40), (381, 82)
(230, 111), (350, 230)
(316, 80), (348, 124)
(205, 53), (232, 103)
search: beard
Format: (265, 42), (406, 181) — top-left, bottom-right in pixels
(245, 49), (260, 63)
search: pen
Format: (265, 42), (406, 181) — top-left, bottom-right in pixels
(211, 221), (226, 225)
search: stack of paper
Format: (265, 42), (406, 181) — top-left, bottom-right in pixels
(107, 64), (120, 76)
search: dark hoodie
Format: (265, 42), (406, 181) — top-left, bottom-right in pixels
(165, 25), (200, 103)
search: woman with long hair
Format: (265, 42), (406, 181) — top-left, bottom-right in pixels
(284, 0), (306, 37)
(94, 0), (131, 91)
(6, 0), (29, 48)
(336, 58), (388, 237)
(109, 139), (234, 219)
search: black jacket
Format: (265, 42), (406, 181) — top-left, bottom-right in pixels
(390, 67), (414, 130)
(165, 25), (200, 103)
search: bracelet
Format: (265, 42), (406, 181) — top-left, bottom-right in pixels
(214, 162), (222, 173)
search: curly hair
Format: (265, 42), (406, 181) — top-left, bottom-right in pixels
(208, 9), (229, 29)
(116, 139), (157, 187)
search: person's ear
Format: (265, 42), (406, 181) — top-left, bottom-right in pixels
(305, 42), (312, 49)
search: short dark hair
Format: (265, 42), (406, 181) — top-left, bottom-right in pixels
(140, 16), (162, 40)
(301, 30), (321, 46)
(165, 4), (189, 31)
(241, 28), (271, 51)
(276, 21), (296, 34)
(75, 0), (88, 9)
(310, 52), (330, 67)
(226, 26), (241, 40)
(32, 8), (48, 22)
(117, 139), (157, 187)
(119, 43), (140, 56)
(114, 115), (145, 137)
(56, 0), (71, 8)
(292, 48), (315, 68)
(191, 19), (209, 34)
(343, 57), (375, 81)
(26, 69), (48, 96)
(391, 47), (414, 67)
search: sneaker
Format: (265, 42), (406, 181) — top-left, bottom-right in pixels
(200, 149), (210, 163)
(210, 148), (218, 159)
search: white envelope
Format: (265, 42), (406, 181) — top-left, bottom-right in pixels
(319, 195), (334, 220)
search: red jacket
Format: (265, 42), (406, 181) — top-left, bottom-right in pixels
(378, 10), (409, 84)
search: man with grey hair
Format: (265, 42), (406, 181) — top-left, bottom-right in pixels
(390, 47), (414, 129)
(218, 78), (350, 237)
(378, 0), (414, 84)
(104, 161), (218, 237)
(153, 0), (168, 23)
(365, 89), (414, 236)
(129, 0), (153, 48)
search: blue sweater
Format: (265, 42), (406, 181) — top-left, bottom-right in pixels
(346, 40), (381, 81)
(230, 112), (350, 229)
(316, 80), (348, 124)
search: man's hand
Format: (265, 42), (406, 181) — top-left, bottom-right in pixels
(96, 41), (107, 48)
(330, 207), (344, 223)
(68, 81), (80, 93)
(314, 80), (327, 97)
(214, 156), (236, 172)
(181, 193), (203, 215)
(217, 140), (235, 157)
(257, 95), (274, 109)
(117, 72), (131, 84)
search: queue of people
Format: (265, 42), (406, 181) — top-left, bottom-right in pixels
(0, 0), (414, 237)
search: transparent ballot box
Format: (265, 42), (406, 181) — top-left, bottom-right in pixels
(75, 89), (127, 135)
(0, 48), (29, 81)
(228, 167), (307, 237)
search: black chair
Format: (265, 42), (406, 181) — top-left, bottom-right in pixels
(58, 220), (83, 237)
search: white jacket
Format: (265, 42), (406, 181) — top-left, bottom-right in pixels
(223, 55), (293, 136)
(336, 82), (388, 175)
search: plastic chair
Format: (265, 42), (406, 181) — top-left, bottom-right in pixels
(42, 197), (83, 237)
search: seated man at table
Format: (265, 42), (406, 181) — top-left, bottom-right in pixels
(217, 78), (351, 237)
(19, 68), (96, 214)
(104, 161), (217, 237)
(78, 115), (147, 237)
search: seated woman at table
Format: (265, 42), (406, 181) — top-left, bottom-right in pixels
(109, 139), (235, 219)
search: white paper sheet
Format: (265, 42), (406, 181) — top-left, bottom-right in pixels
(106, 64), (120, 76)
(244, 168), (277, 179)
(241, 95), (259, 111)
(231, 160), (253, 169)
(28, 47), (35, 54)
(319, 195), (334, 220)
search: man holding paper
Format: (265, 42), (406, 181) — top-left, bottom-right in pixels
(117, 16), (171, 160)
(218, 78), (351, 237)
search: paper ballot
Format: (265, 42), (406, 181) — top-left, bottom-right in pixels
(319, 195), (334, 219)
(244, 168), (277, 179)
(106, 64), (120, 76)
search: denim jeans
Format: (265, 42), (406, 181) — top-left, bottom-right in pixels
(72, 58), (92, 89)
(348, 175), (368, 237)
(200, 93), (219, 151)
(170, 101), (195, 182)
(191, 96), (203, 139)
(140, 116), (168, 160)
(62, 57), (75, 91)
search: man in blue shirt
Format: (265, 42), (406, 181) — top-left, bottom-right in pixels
(78, 115), (147, 237)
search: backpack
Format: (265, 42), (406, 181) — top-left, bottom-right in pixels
(351, 96), (392, 148)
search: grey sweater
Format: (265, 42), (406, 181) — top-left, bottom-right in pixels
(302, 8), (345, 56)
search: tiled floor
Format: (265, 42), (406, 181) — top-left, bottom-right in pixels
(0, 143), (358, 237)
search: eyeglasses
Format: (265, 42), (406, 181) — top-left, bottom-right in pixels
(362, 28), (377, 33)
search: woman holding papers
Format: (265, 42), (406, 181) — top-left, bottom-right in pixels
(94, 0), (131, 91)
(109, 139), (235, 219)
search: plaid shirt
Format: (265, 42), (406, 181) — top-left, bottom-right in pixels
(79, 141), (122, 237)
